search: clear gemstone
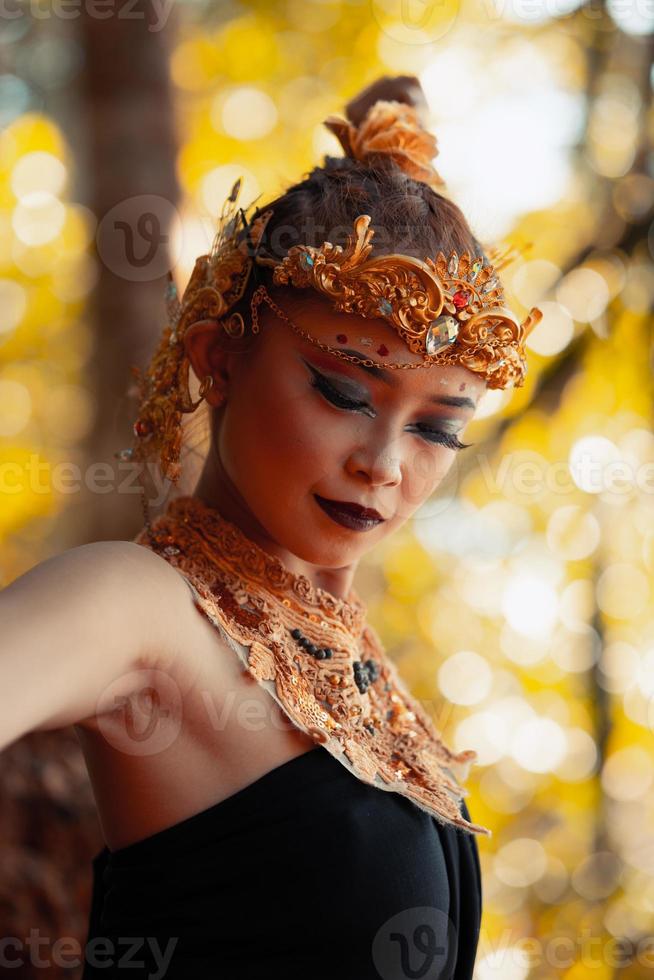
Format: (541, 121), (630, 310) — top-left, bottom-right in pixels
(425, 316), (459, 354)
(447, 253), (459, 276)
(468, 258), (483, 283)
(481, 276), (499, 293)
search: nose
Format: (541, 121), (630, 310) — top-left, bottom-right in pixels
(346, 446), (402, 487)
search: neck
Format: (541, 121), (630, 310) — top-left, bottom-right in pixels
(193, 450), (358, 603)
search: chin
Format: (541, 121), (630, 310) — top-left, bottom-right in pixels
(268, 511), (361, 567)
(288, 531), (362, 568)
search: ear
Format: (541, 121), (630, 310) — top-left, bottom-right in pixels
(183, 320), (232, 407)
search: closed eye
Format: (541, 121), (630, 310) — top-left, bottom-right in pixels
(308, 368), (473, 452)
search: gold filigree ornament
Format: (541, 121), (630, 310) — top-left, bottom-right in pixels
(120, 178), (275, 486)
(254, 213), (542, 389)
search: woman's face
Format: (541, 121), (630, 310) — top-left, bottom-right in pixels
(195, 287), (486, 569)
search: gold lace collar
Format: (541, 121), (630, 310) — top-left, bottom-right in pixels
(164, 495), (367, 634)
(134, 493), (491, 838)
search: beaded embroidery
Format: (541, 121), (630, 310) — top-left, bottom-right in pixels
(133, 494), (491, 838)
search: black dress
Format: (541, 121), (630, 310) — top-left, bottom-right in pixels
(82, 744), (482, 979)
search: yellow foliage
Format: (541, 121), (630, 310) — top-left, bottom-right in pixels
(217, 16), (282, 81)
(0, 446), (57, 535)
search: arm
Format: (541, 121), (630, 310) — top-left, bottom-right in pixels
(0, 540), (191, 752)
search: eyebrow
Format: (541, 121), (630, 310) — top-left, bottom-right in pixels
(332, 347), (478, 411)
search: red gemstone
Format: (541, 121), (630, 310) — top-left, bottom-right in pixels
(452, 290), (469, 309)
(377, 344), (389, 356)
(336, 334), (348, 343)
(133, 419), (151, 437)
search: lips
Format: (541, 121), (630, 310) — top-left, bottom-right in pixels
(314, 494), (386, 532)
(318, 495), (384, 520)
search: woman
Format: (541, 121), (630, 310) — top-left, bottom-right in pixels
(0, 76), (542, 979)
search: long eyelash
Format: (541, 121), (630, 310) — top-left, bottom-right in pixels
(419, 430), (474, 451)
(310, 373), (473, 451)
(310, 374), (367, 410)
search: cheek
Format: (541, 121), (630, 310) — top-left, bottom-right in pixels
(218, 373), (344, 492)
(394, 444), (459, 518)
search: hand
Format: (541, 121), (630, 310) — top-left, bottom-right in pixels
(344, 75), (429, 127)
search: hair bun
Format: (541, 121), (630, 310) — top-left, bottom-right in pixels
(323, 98), (445, 192)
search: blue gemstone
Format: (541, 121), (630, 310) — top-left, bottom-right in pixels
(378, 299), (393, 316)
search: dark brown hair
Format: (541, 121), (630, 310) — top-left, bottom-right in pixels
(227, 154), (487, 335)
(260, 156), (483, 260)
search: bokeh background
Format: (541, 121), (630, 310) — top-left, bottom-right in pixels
(1, 1), (653, 977)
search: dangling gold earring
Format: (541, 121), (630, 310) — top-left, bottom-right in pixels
(199, 373), (227, 408)
(190, 374), (218, 410)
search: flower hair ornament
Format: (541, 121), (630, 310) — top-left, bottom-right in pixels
(322, 98), (446, 191)
(121, 98), (543, 501)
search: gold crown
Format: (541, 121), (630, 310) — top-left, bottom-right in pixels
(255, 213), (542, 387)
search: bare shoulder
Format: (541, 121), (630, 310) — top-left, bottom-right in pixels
(70, 539), (206, 661)
(72, 540), (234, 705)
(0, 539), (218, 745)
(35, 539), (196, 636)
(24, 538), (211, 678)
(60, 538), (179, 578)
(59, 537), (192, 597)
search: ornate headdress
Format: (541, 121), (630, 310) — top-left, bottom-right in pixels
(121, 99), (542, 488)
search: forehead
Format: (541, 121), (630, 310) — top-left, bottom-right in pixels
(263, 286), (487, 401)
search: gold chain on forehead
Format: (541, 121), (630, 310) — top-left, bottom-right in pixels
(250, 284), (436, 371)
